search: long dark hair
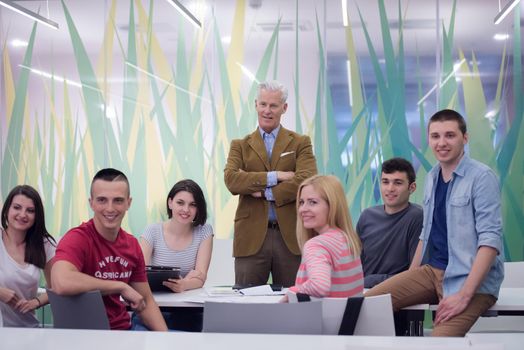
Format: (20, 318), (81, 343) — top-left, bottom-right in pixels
(166, 179), (207, 227)
(1, 185), (56, 269)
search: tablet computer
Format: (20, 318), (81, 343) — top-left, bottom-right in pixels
(146, 265), (181, 292)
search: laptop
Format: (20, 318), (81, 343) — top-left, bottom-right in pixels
(146, 265), (181, 292)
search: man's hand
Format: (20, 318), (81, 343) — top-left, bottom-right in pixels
(434, 292), (471, 325)
(121, 285), (146, 312)
(277, 171), (295, 182)
(250, 191), (263, 198)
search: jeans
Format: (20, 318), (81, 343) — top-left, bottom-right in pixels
(131, 308), (203, 332)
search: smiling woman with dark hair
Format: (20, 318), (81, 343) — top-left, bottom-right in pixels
(0, 185), (56, 327)
(140, 179), (213, 292)
(137, 179), (213, 331)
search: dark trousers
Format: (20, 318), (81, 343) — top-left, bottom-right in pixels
(235, 226), (301, 287)
(131, 307), (203, 332)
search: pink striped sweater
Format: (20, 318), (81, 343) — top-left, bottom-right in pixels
(290, 229), (364, 298)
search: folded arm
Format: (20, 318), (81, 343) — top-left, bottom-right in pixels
(224, 140), (268, 195)
(270, 136), (317, 206)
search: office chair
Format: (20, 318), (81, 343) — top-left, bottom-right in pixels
(47, 289), (110, 330)
(203, 300), (322, 334)
(288, 292), (395, 335)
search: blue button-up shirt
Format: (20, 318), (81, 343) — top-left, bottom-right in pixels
(259, 126), (280, 221)
(420, 155), (504, 298)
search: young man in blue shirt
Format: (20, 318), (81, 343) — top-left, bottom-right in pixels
(366, 109), (504, 337)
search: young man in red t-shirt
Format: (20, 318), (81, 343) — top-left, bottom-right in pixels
(52, 168), (167, 330)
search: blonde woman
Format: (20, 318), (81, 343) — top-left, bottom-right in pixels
(288, 175), (364, 298)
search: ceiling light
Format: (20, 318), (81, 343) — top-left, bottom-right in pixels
(485, 110), (498, 119)
(165, 0), (201, 29)
(0, 0), (59, 30)
(125, 61), (212, 104)
(453, 60), (464, 71)
(494, 0), (521, 25)
(19, 64), (82, 88)
(187, 1), (208, 19)
(418, 58), (466, 105)
(493, 33), (510, 41)
(341, 0), (349, 27)
(11, 39), (28, 47)
(99, 104), (117, 120)
(236, 62), (259, 83)
(346, 60), (353, 107)
(20, 64), (152, 108)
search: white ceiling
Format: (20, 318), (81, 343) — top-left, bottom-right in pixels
(1, 0), (522, 141)
(0, 0), (522, 99)
(1, 0), (522, 57)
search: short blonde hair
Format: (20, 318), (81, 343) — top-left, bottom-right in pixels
(296, 175), (361, 256)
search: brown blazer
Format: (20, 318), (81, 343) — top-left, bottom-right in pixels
(224, 127), (317, 257)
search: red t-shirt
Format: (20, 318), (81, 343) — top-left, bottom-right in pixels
(54, 219), (146, 330)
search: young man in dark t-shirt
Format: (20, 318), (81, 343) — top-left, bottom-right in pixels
(357, 157), (422, 289)
(357, 158), (423, 335)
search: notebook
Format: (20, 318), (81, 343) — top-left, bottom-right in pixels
(146, 265), (181, 292)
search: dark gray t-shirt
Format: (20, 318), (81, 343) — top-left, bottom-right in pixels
(356, 203), (422, 288)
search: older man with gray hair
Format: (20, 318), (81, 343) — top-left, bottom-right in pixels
(224, 80), (317, 287)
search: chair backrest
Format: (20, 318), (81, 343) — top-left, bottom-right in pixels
(288, 292), (395, 336)
(203, 300), (323, 334)
(47, 289), (110, 330)
(501, 261), (524, 288)
(205, 238), (235, 286)
(321, 294), (395, 336)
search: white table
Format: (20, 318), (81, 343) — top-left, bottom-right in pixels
(467, 333), (524, 350)
(154, 288), (524, 312)
(485, 288), (524, 315)
(153, 288), (283, 308)
(0, 327), (494, 350)
(153, 288), (206, 307)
